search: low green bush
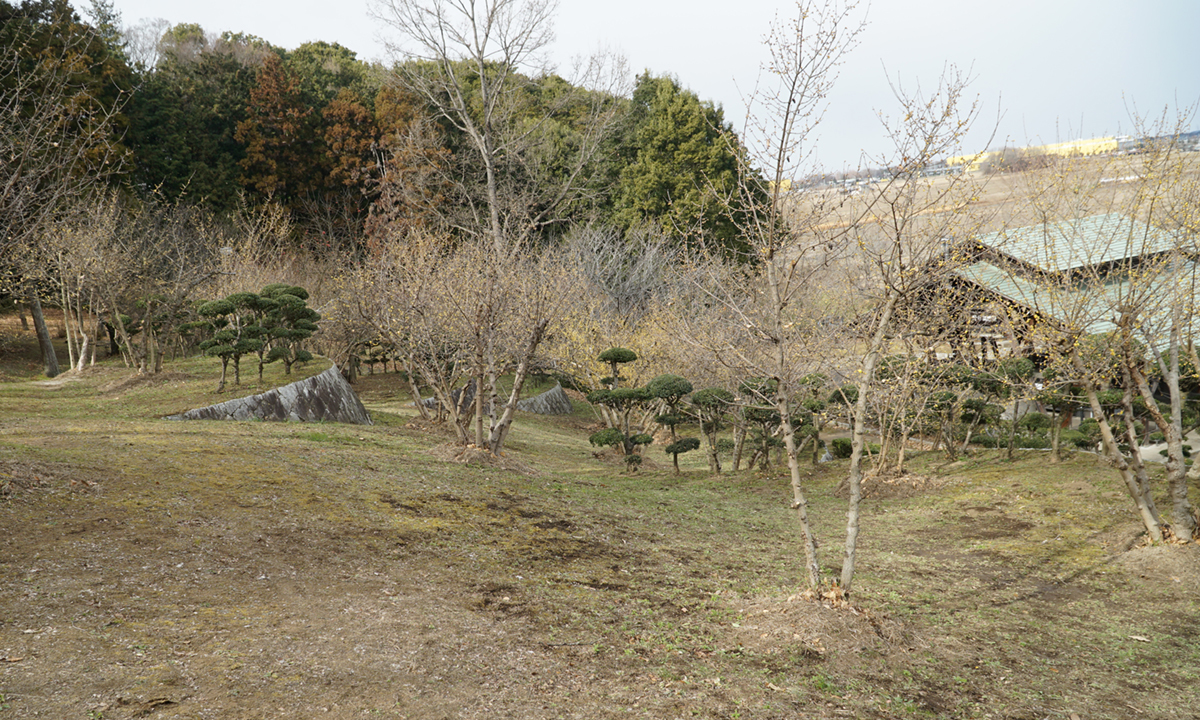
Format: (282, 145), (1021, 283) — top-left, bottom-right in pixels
(1015, 434), (1050, 449)
(1019, 412), (1052, 432)
(1060, 429), (1091, 449)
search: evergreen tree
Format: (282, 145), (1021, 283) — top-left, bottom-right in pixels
(611, 73), (765, 260)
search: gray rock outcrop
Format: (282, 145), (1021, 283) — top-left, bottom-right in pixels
(166, 365), (372, 425)
(516, 383), (573, 415)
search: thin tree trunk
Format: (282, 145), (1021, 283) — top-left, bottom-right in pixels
(151, 322), (163, 374)
(28, 290), (59, 378)
(488, 319), (549, 455)
(843, 294), (897, 596)
(105, 299), (136, 368)
(1130, 342), (1195, 540)
(897, 429), (910, 474)
(778, 390), (819, 592)
(404, 353), (432, 420)
(732, 420), (746, 472)
(61, 281), (76, 370)
(1075, 356), (1163, 541)
(474, 363), (485, 447)
(1007, 397), (1019, 459)
(75, 321), (90, 373)
(704, 418), (723, 475)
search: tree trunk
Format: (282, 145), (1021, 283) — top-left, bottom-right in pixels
(843, 294), (897, 596)
(732, 421), (746, 472)
(474, 363), (486, 447)
(151, 323), (163, 374)
(61, 281), (76, 370)
(106, 300), (136, 368)
(104, 316), (119, 357)
(1131, 342), (1196, 540)
(28, 290), (59, 378)
(777, 391), (819, 592)
(704, 422), (722, 475)
(1076, 362), (1163, 541)
(487, 319), (549, 455)
(1007, 397), (1019, 459)
(404, 353), (432, 420)
(75, 328), (90, 373)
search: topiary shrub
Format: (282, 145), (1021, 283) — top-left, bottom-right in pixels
(1015, 434), (1050, 449)
(1059, 429), (1088, 449)
(664, 437), (702, 472)
(830, 437), (853, 458)
(1077, 419), (1102, 446)
(648, 373), (697, 473)
(598, 347), (638, 388)
(692, 387), (735, 474)
(972, 434), (999, 448)
(588, 428), (624, 450)
(1019, 412), (1052, 432)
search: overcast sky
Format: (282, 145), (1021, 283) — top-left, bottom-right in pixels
(95, 0), (1200, 171)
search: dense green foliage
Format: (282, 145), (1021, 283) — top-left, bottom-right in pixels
(609, 73), (765, 259)
(5, 3), (765, 264)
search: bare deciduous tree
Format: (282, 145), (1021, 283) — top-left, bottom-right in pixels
(1, 19), (127, 376)
(372, 0), (624, 252)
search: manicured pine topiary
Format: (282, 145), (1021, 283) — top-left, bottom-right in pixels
(647, 373), (698, 474)
(587, 349), (660, 468)
(598, 347), (637, 388)
(664, 437), (701, 473)
(225, 292), (269, 384)
(647, 373), (693, 437)
(691, 387), (734, 474)
(194, 296), (267, 393)
(739, 377), (782, 470)
(261, 284), (320, 375)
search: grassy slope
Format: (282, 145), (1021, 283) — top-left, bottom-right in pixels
(0, 341), (1197, 718)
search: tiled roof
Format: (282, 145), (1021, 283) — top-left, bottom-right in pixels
(954, 258), (1197, 346)
(973, 213), (1176, 274)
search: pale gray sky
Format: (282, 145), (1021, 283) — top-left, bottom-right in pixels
(97, 0), (1200, 171)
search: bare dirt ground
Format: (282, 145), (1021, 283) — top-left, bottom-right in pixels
(1, 344), (1198, 719)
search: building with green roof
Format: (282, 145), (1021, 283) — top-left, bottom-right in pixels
(947, 213), (1193, 356)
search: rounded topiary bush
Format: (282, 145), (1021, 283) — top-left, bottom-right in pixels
(589, 428), (624, 448)
(692, 387), (734, 410)
(1019, 412), (1052, 432)
(646, 374), (693, 400)
(665, 437), (701, 456)
(830, 437), (853, 458)
(598, 347), (637, 365)
(972, 434), (999, 448)
(1060, 429), (1088, 448)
